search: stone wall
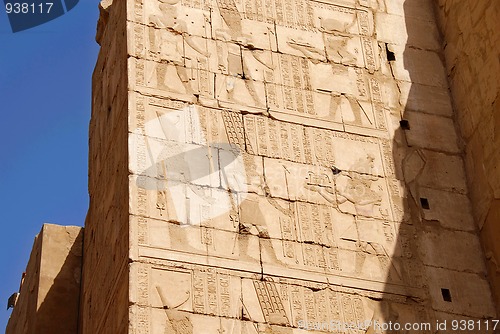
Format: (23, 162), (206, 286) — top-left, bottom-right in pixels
(80, 0), (130, 333)
(6, 224), (82, 334)
(124, 0), (495, 332)
(435, 0), (500, 312)
(6, 1), (499, 333)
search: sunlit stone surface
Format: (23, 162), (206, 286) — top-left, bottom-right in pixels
(6, 0), (499, 333)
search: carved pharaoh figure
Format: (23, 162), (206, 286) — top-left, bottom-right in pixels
(238, 198), (285, 265)
(214, 0), (273, 109)
(336, 155), (402, 280)
(149, 0), (209, 94)
(325, 35), (358, 66)
(336, 154), (382, 215)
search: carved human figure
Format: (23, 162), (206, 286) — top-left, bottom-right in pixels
(214, 0), (273, 108)
(318, 11), (358, 65)
(336, 155), (401, 280)
(325, 35), (357, 66)
(238, 198), (285, 265)
(149, 0), (209, 94)
(142, 108), (219, 223)
(337, 215), (401, 282)
(336, 154), (382, 215)
(354, 236), (400, 282)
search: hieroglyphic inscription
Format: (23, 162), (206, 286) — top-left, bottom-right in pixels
(290, 286), (304, 326)
(276, 54), (315, 115)
(242, 0), (314, 29)
(369, 77), (388, 131)
(361, 37), (377, 73)
(380, 139), (395, 176)
(191, 105), (229, 146)
(181, 0), (211, 10)
(303, 288), (316, 323)
(369, 77), (382, 103)
(138, 217), (148, 245)
(136, 307), (150, 334)
(280, 216), (296, 259)
(200, 226), (214, 246)
(192, 268), (233, 317)
(387, 177), (405, 221)
(280, 284), (367, 327)
(341, 295), (356, 325)
(192, 270), (205, 314)
(293, 203), (341, 271)
(137, 265), (150, 306)
(136, 96), (148, 219)
(244, 115), (312, 162)
(221, 110), (247, 150)
(244, 114), (385, 170)
(355, 68), (369, 100)
(328, 290), (342, 327)
(357, 10), (370, 36)
(311, 127), (335, 165)
(133, 0), (146, 69)
(134, 96), (148, 237)
(218, 274), (232, 317)
(206, 269), (218, 315)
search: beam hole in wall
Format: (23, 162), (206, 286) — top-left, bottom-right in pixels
(386, 43), (396, 61)
(420, 198), (430, 209)
(399, 119), (410, 130)
(441, 288), (452, 302)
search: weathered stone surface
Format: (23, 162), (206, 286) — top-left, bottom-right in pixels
(426, 266), (496, 318)
(120, 0), (497, 330)
(435, 0), (500, 314)
(6, 224), (83, 334)
(418, 187), (476, 231)
(398, 81), (453, 117)
(420, 228), (487, 274)
(403, 111), (460, 153)
(10, 0), (499, 333)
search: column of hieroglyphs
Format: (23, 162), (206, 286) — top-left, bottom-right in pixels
(124, 0), (496, 332)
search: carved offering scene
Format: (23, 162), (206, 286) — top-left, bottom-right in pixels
(125, 0), (497, 332)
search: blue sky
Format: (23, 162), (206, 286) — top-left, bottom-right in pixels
(0, 2), (99, 328)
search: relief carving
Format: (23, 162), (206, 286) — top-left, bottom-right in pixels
(162, 311), (193, 334)
(148, 0), (209, 94)
(324, 35), (358, 66)
(336, 154), (383, 216)
(318, 11), (357, 34)
(286, 38), (324, 64)
(118, 0), (498, 328)
(239, 197), (285, 265)
(253, 279), (290, 325)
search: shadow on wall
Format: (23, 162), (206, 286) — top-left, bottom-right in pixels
(377, 0), (497, 331)
(35, 229), (83, 334)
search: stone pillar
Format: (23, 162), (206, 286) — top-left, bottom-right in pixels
(80, 0), (130, 333)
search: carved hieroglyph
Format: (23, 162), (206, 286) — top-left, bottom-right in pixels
(123, 0), (497, 332)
